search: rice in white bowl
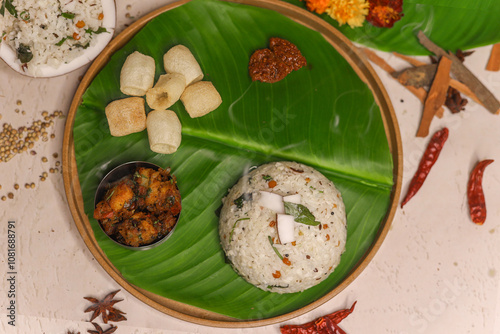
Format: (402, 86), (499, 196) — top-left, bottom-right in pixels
(1, 0), (111, 76)
(219, 161), (347, 294)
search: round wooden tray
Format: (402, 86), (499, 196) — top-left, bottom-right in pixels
(63, 0), (402, 328)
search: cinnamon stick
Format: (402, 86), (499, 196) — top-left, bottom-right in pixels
(417, 31), (500, 114)
(393, 52), (483, 106)
(486, 43), (500, 72)
(416, 56), (452, 137)
(392, 52), (426, 67)
(392, 65), (437, 88)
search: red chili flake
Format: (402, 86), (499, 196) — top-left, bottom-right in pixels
(366, 0), (404, 28)
(280, 301), (357, 334)
(468, 159), (494, 225)
(269, 180), (278, 188)
(283, 257), (292, 266)
(401, 127), (449, 208)
(272, 270), (282, 278)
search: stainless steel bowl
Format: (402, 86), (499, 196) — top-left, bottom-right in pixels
(94, 161), (180, 250)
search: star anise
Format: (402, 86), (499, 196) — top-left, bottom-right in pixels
(366, 0), (404, 28)
(429, 49), (472, 113)
(445, 86), (468, 113)
(87, 322), (117, 334)
(84, 290), (127, 324)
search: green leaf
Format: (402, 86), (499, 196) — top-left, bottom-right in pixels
(284, 0), (500, 55)
(283, 202), (320, 226)
(73, 0), (394, 320)
(268, 235), (283, 260)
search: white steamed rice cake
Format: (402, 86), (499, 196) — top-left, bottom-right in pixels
(219, 161), (347, 294)
(1, 0), (108, 75)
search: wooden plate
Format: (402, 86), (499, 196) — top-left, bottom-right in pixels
(63, 0), (402, 328)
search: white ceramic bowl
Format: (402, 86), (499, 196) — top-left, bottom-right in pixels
(0, 0), (116, 77)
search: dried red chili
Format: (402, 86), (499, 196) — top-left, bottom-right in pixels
(468, 159), (494, 225)
(280, 301), (356, 334)
(401, 127), (449, 208)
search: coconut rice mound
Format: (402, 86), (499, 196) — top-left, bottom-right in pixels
(219, 161), (347, 294)
(1, 0), (105, 75)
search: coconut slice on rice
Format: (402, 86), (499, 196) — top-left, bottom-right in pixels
(0, 0), (116, 77)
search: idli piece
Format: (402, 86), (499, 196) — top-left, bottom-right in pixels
(219, 161), (347, 294)
(163, 45), (203, 86)
(105, 97), (147, 137)
(146, 110), (182, 154)
(180, 81), (222, 118)
(146, 73), (186, 110)
(120, 51), (156, 96)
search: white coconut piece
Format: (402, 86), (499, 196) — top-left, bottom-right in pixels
(120, 51), (156, 96)
(180, 81), (222, 118)
(146, 73), (186, 110)
(105, 97), (146, 137)
(146, 109), (182, 154)
(283, 194), (301, 204)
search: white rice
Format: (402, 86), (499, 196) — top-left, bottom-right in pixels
(1, 0), (105, 75)
(219, 161), (347, 293)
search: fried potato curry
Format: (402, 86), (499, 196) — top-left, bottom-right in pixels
(94, 167), (181, 247)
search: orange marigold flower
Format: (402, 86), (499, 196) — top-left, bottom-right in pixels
(326, 0), (369, 28)
(302, 0), (331, 15)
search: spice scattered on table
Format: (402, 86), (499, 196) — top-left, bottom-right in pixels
(280, 301), (356, 333)
(84, 290), (127, 324)
(0, 110), (63, 163)
(467, 159), (494, 225)
(400, 127), (449, 208)
(416, 56), (452, 137)
(417, 31), (500, 115)
(249, 37), (307, 83)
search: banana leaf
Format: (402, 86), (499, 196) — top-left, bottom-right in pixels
(284, 0), (500, 55)
(73, 0), (394, 320)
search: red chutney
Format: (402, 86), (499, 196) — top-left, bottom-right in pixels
(248, 37), (307, 83)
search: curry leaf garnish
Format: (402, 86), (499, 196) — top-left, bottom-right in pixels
(19, 10), (29, 21)
(229, 217), (249, 243)
(284, 202), (320, 226)
(268, 236), (283, 260)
